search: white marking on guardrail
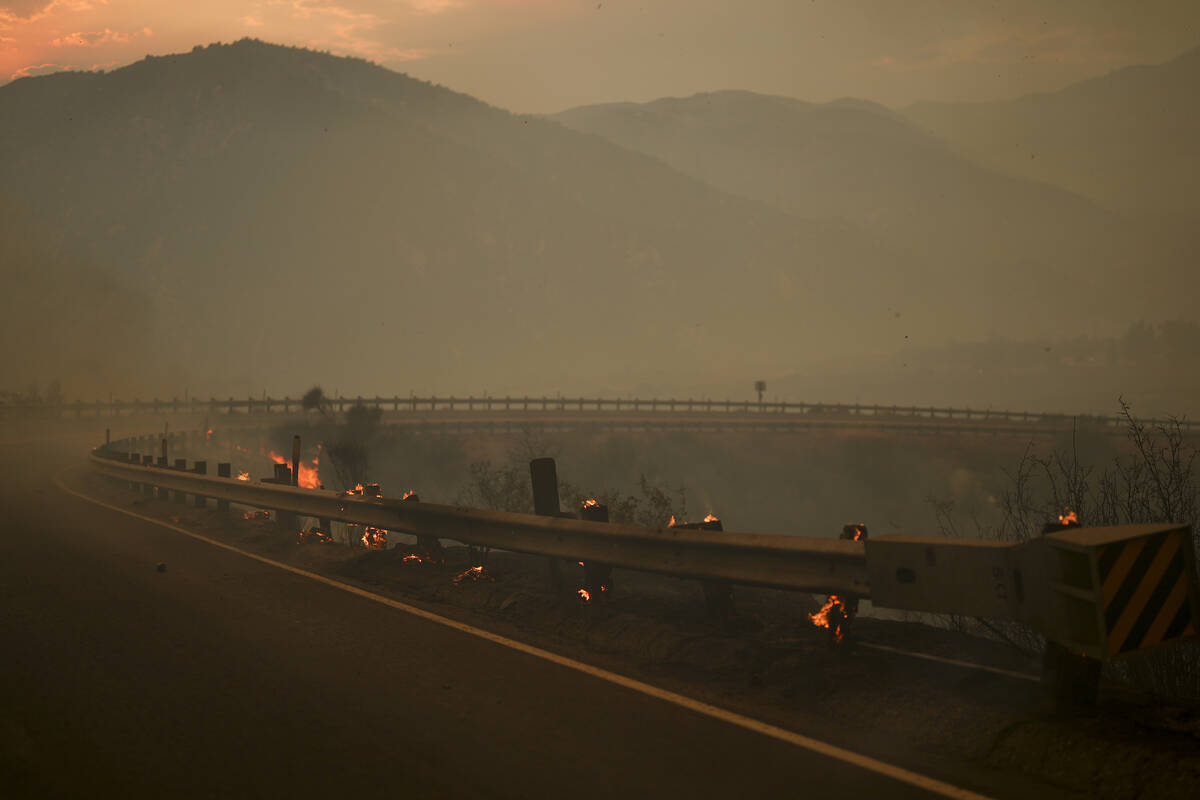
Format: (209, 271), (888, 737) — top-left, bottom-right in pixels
(58, 471), (996, 800)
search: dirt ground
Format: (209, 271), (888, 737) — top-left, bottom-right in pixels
(77, 468), (1200, 799)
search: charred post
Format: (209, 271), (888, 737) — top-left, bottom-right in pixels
(216, 462), (231, 512)
(290, 435), (301, 487)
(530, 457), (565, 594)
(579, 500), (613, 598)
(173, 458), (188, 503)
(675, 517), (734, 617)
(193, 461), (207, 507)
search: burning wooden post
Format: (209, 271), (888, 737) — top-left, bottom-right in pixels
(266, 462), (297, 531)
(405, 491), (443, 561)
(672, 515), (734, 616)
(579, 499), (613, 599)
(1038, 508), (1100, 709)
(808, 524), (868, 644)
(216, 463), (231, 511)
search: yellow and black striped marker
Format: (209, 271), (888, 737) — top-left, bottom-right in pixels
(1098, 529), (1196, 656)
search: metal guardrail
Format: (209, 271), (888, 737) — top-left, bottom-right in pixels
(88, 447), (869, 596)
(13, 393), (1196, 435)
(89, 432), (1200, 677)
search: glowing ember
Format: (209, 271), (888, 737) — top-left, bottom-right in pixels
(1059, 508), (1079, 526)
(703, 513), (719, 523)
(361, 527), (388, 550)
(243, 509), (270, 520)
(402, 554), (424, 563)
(808, 594), (853, 643)
(578, 589), (591, 602)
(453, 565), (493, 584)
(848, 525), (866, 541)
(582, 498), (599, 508)
(236, 471), (250, 481)
(206, 428), (214, 440)
(402, 489), (416, 500)
(297, 528), (332, 544)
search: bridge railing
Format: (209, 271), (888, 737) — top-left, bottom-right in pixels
(5, 394), (1195, 432)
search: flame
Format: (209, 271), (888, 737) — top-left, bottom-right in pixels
(205, 428), (214, 439)
(849, 525), (866, 541)
(453, 565), (493, 584)
(667, 515), (677, 527)
(703, 513), (719, 523)
(268, 450), (287, 464)
(808, 594), (851, 643)
(402, 553), (424, 563)
(236, 471), (250, 481)
(360, 526), (388, 550)
(1059, 508), (1079, 525)
(582, 498), (599, 508)
(297, 459), (320, 489)
(402, 490), (416, 500)
(578, 589), (591, 602)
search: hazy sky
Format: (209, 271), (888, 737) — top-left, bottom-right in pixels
(1, 1), (1197, 112)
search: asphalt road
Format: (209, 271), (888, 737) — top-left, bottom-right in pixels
(1, 432), (982, 799)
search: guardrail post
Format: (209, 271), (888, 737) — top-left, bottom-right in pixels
(128, 452), (140, 491)
(291, 435), (301, 487)
(192, 461), (207, 507)
(580, 501), (613, 598)
(531, 457), (565, 594)
(700, 518), (733, 616)
(216, 463), (231, 511)
(173, 458), (188, 503)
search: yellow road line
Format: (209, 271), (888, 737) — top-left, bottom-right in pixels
(57, 471), (995, 800)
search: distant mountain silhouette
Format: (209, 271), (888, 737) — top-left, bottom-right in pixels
(553, 90), (1192, 322)
(903, 45), (1200, 221)
(0, 41), (1187, 398)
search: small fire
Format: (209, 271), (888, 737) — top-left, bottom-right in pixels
(297, 458), (320, 489)
(361, 527), (388, 550)
(667, 515), (677, 527)
(1059, 508), (1079, 526)
(236, 471), (250, 481)
(267, 450), (321, 489)
(297, 528), (332, 544)
(206, 428), (214, 440)
(402, 553), (424, 563)
(402, 489), (416, 500)
(582, 498), (599, 508)
(243, 509), (270, 520)
(808, 594), (852, 643)
(703, 513), (719, 523)
(453, 565), (493, 584)
(578, 589), (591, 602)
(849, 525), (866, 541)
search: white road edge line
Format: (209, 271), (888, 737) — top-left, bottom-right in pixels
(858, 642), (1039, 682)
(57, 471), (996, 800)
